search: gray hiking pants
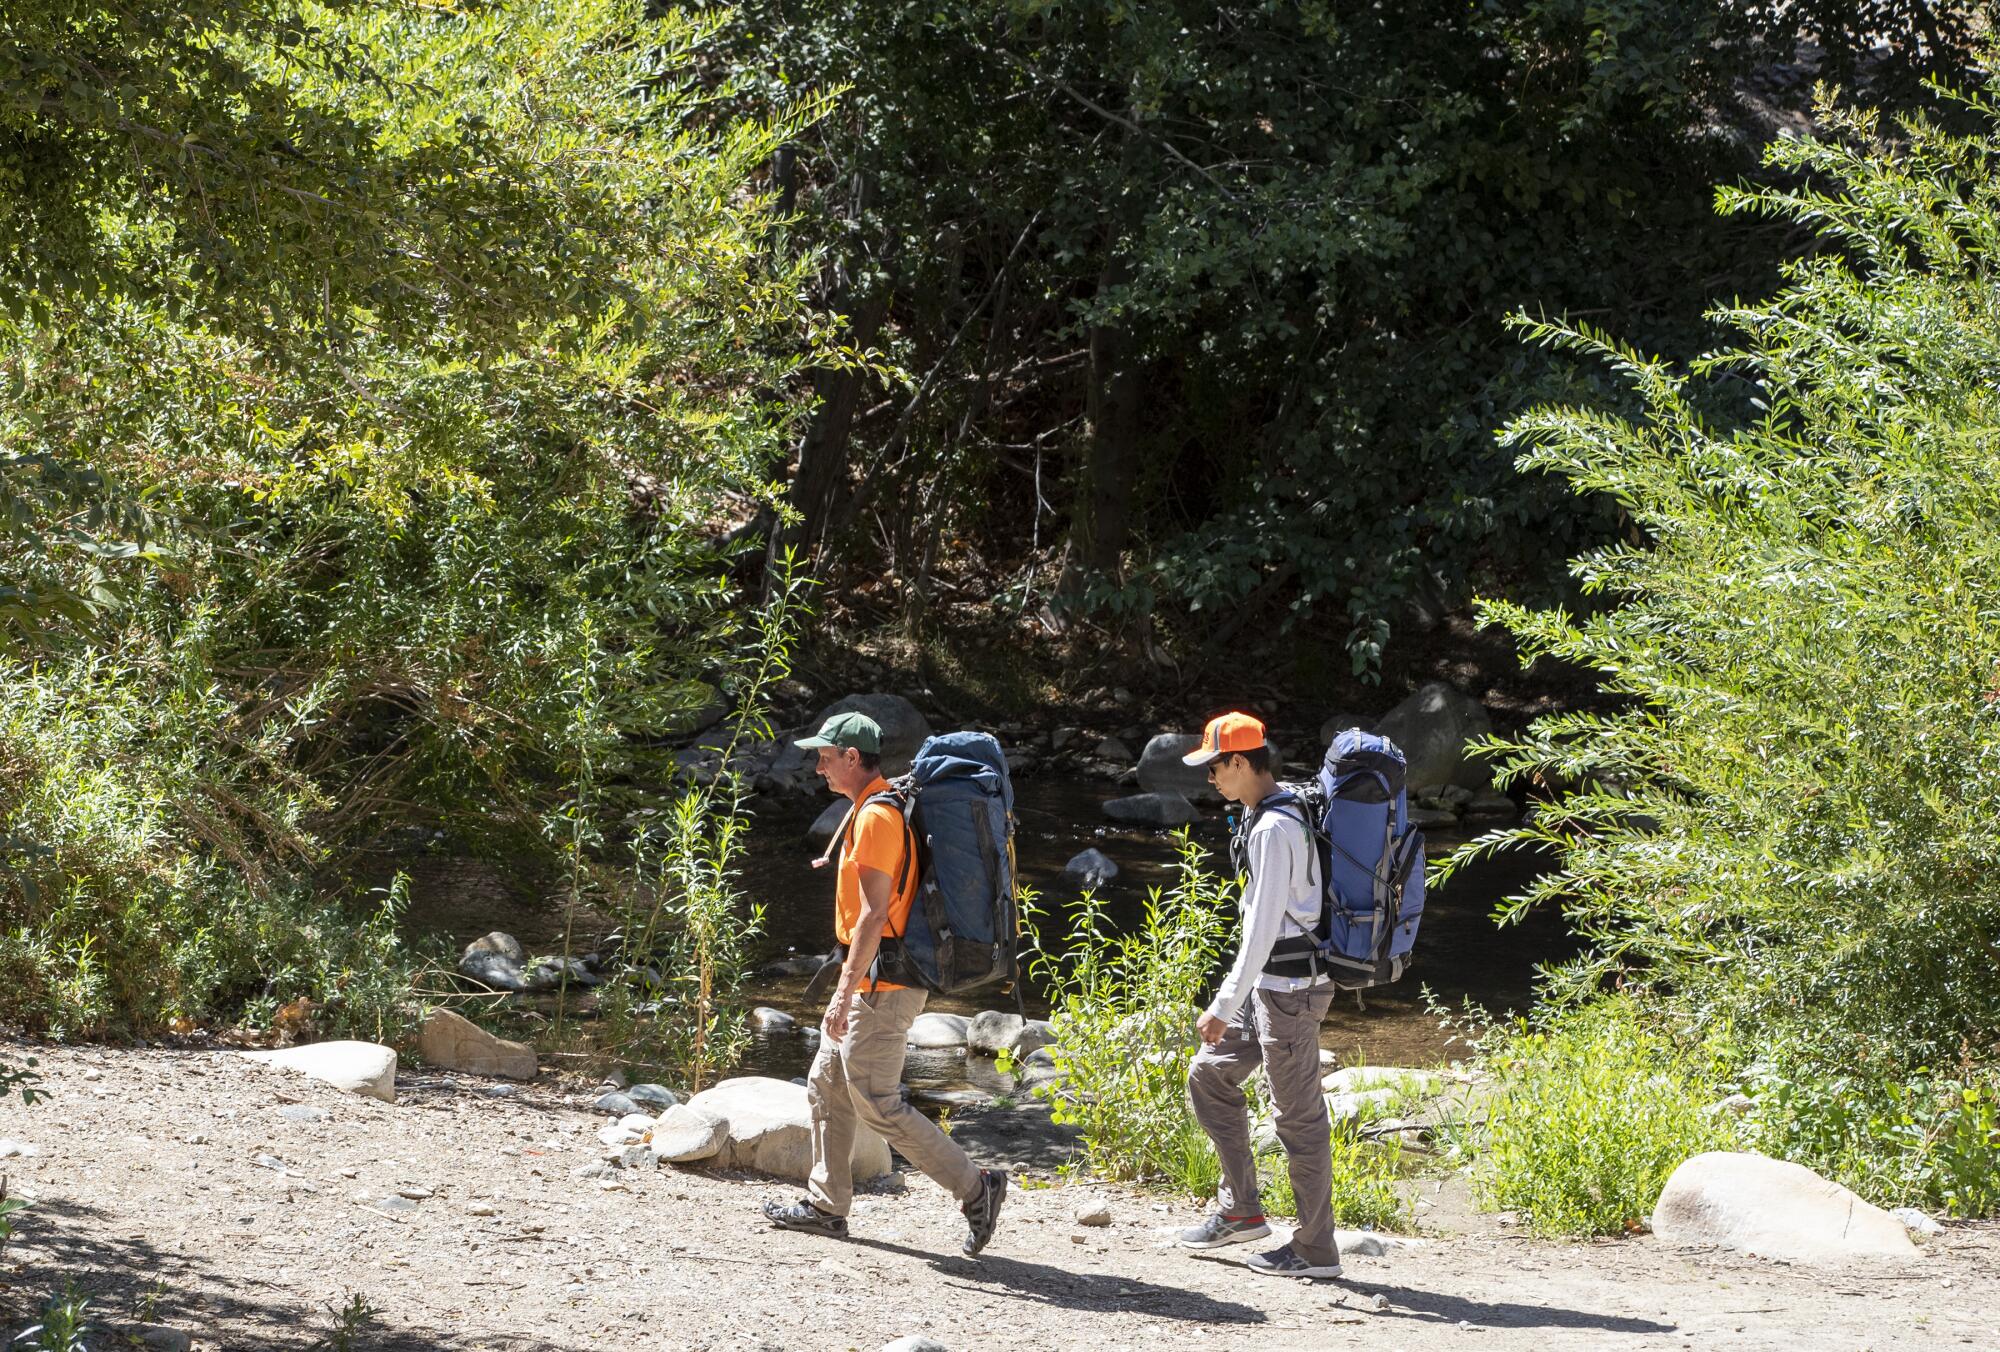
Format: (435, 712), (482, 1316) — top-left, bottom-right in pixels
(805, 986), (981, 1217)
(1187, 985), (1340, 1266)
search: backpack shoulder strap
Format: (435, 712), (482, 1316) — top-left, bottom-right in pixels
(845, 787), (917, 938)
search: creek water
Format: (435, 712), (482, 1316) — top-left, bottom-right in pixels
(728, 777), (1571, 1087)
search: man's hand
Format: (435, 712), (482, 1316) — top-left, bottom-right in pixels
(824, 993), (850, 1043)
(1196, 1011), (1228, 1045)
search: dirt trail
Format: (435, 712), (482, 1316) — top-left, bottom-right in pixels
(2, 1041), (1992, 1351)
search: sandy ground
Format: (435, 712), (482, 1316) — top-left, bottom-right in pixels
(2, 1039), (1994, 1351)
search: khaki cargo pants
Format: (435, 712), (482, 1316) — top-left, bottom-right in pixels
(805, 986), (982, 1216)
(1186, 985), (1340, 1266)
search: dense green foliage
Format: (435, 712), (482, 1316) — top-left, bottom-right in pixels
(1448, 87), (2000, 1216)
(1464, 1000), (1736, 1236)
(0, 1), (825, 1035)
(719, 0), (1985, 671)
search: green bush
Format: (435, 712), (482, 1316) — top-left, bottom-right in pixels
(0, 1), (830, 1036)
(1470, 1000), (1736, 1237)
(1022, 833), (1236, 1193)
(1442, 85), (2000, 1216)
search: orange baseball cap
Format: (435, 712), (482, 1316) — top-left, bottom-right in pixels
(1182, 711), (1267, 766)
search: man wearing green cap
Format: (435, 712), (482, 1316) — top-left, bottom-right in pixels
(761, 710), (1007, 1256)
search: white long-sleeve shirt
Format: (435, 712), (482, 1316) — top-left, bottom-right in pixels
(1206, 804), (1330, 1023)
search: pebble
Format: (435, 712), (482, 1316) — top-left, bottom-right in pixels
(251, 1153), (286, 1172)
(467, 1201), (498, 1217)
(481, 1084), (521, 1099)
(614, 1145), (652, 1170)
(338, 1167), (359, 1178)
(1892, 1206), (1944, 1237)
(572, 1163), (615, 1180)
(278, 1105), (328, 1124)
(372, 1196), (419, 1214)
(594, 1091), (639, 1116)
(396, 1186), (433, 1200)
(626, 1083), (678, 1110)
(137, 1329), (191, 1352)
(880, 1338), (949, 1352)
(0, 1140), (39, 1159)
(1073, 1202), (1112, 1228)
(185, 1133), (209, 1146)
(82, 1069), (102, 1081)
(1370, 1293), (1391, 1312)
(752, 1006), (797, 1033)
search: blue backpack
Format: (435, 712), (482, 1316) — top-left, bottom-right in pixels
(857, 731), (1019, 996)
(1247, 728), (1426, 989)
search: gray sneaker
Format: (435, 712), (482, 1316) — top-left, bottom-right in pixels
(1245, 1243), (1344, 1279)
(961, 1169), (1008, 1256)
(1177, 1213), (1272, 1248)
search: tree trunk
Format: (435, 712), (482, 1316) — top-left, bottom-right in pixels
(1059, 248), (1142, 599)
(768, 172), (885, 583)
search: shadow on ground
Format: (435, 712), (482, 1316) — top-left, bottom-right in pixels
(849, 1235), (1269, 1325)
(1, 1196), (560, 1352)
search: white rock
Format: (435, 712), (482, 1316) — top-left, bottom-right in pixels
(879, 1338), (949, 1352)
(0, 1139), (39, 1159)
(597, 1123), (642, 1148)
(614, 1145), (652, 1170)
(648, 1104), (730, 1164)
(1651, 1151), (1919, 1265)
(417, 1009), (536, 1081)
(1322, 1066), (1439, 1095)
(1073, 1201), (1112, 1227)
(1325, 1089), (1399, 1124)
(1891, 1207), (1944, 1237)
(241, 1042), (397, 1104)
(751, 1006), (797, 1034)
(1334, 1229), (1425, 1257)
(685, 1076), (890, 1182)
(907, 1012), (971, 1049)
(617, 1112), (656, 1132)
(467, 1201), (498, 1217)
(967, 1010), (1025, 1057)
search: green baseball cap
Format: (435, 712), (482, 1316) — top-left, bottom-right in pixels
(794, 710), (882, 754)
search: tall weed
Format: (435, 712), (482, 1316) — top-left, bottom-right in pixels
(1022, 834), (1235, 1191)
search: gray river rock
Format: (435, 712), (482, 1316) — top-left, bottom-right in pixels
(1102, 791), (1197, 827)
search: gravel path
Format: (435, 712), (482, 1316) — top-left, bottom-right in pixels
(2, 1040), (1993, 1350)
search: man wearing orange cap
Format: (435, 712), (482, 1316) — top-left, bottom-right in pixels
(1176, 711), (1342, 1280)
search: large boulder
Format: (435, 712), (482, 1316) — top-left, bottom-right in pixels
(417, 1009), (536, 1081)
(242, 1041), (397, 1104)
(685, 1076), (891, 1182)
(1374, 682), (1494, 791)
(1102, 792), (1197, 828)
(1136, 734), (1216, 802)
(1317, 712), (1377, 746)
(806, 799), (852, 848)
(773, 694), (934, 783)
(1651, 1151), (1919, 1265)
